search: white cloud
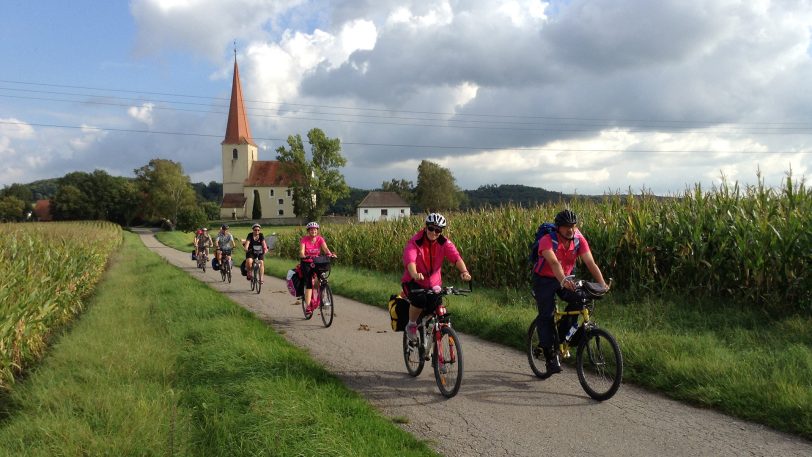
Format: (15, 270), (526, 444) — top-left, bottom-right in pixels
(128, 103), (155, 125)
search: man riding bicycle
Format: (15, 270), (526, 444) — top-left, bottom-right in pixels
(215, 224), (235, 269)
(196, 227), (213, 261)
(243, 223), (268, 283)
(532, 209), (609, 374)
(402, 213), (472, 342)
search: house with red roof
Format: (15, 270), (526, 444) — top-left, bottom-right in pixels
(219, 56), (298, 220)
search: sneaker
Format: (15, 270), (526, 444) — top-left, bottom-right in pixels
(246, 273), (252, 281)
(543, 347), (563, 374)
(406, 323), (418, 342)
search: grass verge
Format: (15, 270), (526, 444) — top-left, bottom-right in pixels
(0, 232), (436, 456)
(156, 229), (812, 440)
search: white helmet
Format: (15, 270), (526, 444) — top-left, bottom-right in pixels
(425, 213), (447, 228)
(252, 223), (261, 229)
(306, 221), (320, 229)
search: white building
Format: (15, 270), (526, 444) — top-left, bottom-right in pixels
(357, 191), (411, 222)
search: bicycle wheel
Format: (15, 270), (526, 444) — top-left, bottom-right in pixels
(255, 267), (261, 294)
(403, 325), (425, 376)
(202, 254), (207, 272)
(227, 266), (232, 283)
(221, 263), (226, 281)
(576, 327), (623, 401)
(250, 266), (255, 291)
(433, 326), (463, 398)
(526, 318), (554, 379)
(319, 283), (334, 328)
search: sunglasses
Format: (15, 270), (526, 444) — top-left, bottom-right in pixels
(426, 226), (443, 234)
(252, 228), (260, 231)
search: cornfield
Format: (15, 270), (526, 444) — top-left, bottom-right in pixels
(277, 174), (811, 311)
(0, 221), (121, 389)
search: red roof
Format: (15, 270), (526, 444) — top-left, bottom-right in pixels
(222, 58), (256, 146)
(221, 193), (247, 208)
(34, 199), (52, 221)
(358, 191), (410, 208)
(244, 161), (296, 187)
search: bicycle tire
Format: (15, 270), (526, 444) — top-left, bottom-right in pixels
(320, 283), (334, 327)
(254, 266), (261, 294)
(526, 318), (554, 379)
(221, 264), (226, 281)
(227, 267), (231, 283)
(403, 326), (425, 376)
(433, 326), (463, 398)
(576, 327), (623, 401)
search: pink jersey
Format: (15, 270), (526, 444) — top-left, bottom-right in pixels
(300, 235), (326, 257)
(401, 230), (462, 289)
(534, 231), (590, 277)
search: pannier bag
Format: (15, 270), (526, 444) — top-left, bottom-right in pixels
(388, 294), (411, 331)
(191, 250), (197, 260)
(240, 259), (248, 277)
(212, 258), (220, 271)
(286, 266), (303, 297)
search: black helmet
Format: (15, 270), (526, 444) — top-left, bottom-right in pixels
(221, 224), (229, 230)
(554, 209), (578, 227)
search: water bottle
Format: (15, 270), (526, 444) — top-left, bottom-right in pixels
(564, 322), (579, 343)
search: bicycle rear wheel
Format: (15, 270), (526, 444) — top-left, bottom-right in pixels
(526, 318), (554, 379)
(576, 327), (623, 401)
(434, 326), (463, 398)
(403, 326), (425, 376)
(319, 284), (334, 327)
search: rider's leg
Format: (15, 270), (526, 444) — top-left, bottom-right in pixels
(246, 257), (254, 278)
(533, 275), (562, 372)
(259, 259), (265, 283)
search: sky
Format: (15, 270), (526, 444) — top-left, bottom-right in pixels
(1, 0), (811, 196)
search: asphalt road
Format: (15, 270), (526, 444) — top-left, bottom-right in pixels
(138, 230), (812, 457)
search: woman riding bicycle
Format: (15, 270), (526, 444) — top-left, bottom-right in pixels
(532, 209), (609, 374)
(215, 224), (235, 268)
(299, 221), (336, 315)
(243, 223), (268, 283)
(402, 213), (472, 342)
(196, 227), (213, 260)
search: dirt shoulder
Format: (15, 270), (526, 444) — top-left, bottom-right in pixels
(138, 230), (812, 457)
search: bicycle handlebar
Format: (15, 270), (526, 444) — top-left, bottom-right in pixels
(409, 285), (472, 296)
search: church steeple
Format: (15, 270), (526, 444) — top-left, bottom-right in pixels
(222, 54), (255, 146)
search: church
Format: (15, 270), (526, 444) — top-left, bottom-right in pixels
(219, 57), (298, 220)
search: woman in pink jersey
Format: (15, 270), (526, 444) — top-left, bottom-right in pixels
(299, 221), (336, 315)
(402, 213), (472, 342)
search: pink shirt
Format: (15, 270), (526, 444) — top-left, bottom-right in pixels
(300, 235), (326, 257)
(401, 230), (462, 289)
(534, 232), (590, 277)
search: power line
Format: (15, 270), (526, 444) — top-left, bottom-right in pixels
(2, 120), (809, 154)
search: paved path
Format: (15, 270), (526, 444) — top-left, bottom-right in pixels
(138, 230), (812, 457)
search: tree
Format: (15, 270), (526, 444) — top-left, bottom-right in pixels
(0, 183), (33, 206)
(414, 160), (464, 212)
(381, 178), (414, 204)
(201, 201), (220, 221)
(134, 159), (196, 226)
(0, 196), (26, 221)
(52, 184), (91, 220)
(176, 206), (208, 233)
(276, 128), (349, 221)
(251, 190), (262, 219)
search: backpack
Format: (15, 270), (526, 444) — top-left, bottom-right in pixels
(286, 265), (303, 297)
(528, 223), (581, 271)
(388, 294), (411, 331)
(212, 258), (220, 271)
(239, 259), (248, 277)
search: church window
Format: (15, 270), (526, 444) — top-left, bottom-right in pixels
(232, 149), (238, 159)
(269, 189), (274, 197)
(286, 189), (291, 196)
(278, 198), (284, 205)
(278, 209), (284, 216)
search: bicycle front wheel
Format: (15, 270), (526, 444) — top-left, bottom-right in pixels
(434, 326), (463, 398)
(526, 318), (554, 379)
(255, 269), (261, 294)
(320, 284), (334, 327)
(576, 327), (623, 401)
(403, 326), (425, 376)
(227, 266), (231, 283)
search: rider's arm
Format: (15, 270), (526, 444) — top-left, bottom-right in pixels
(321, 239), (334, 257)
(579, 250), (608, 289)
(299, 241), (306, 259)
(242, 237), (250, 251)
(262, 239), (269, 255)
(406, 262), (424, 281)
(541, 248), (574, 290)
(454, 259), (471, 281)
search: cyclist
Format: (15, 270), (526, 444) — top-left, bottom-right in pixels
(196, 227), (213, 261)
(402, 213), (472, 342)
(243, 223), (268, 283)
(215, 224), (235, 270)
(299, 221), (336, 317)
(532, 209), (609, 374)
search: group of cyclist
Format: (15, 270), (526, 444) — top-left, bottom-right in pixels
(194, 207), (608, 376)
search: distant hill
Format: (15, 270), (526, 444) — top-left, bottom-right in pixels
(462, 184), (569, 209)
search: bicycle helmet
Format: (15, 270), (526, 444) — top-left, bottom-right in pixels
(252, 223), (261, 229)
(554, 209), (578, 227)
(306, 221), (320, 229)
(202, 227), (208, 232)
(221, 224), (229, 230)
(425, 213), (447, 228)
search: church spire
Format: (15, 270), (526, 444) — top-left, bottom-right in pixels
(222, 51), (255, 146)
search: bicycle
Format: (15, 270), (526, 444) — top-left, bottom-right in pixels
(300, 255), (334, 328)
(196, 249), (208, 272)
(219, 250), (232, 283)
(249, 258), (262, 294)
(526, 276), (623, 401)
(402, 285), (470, 398)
